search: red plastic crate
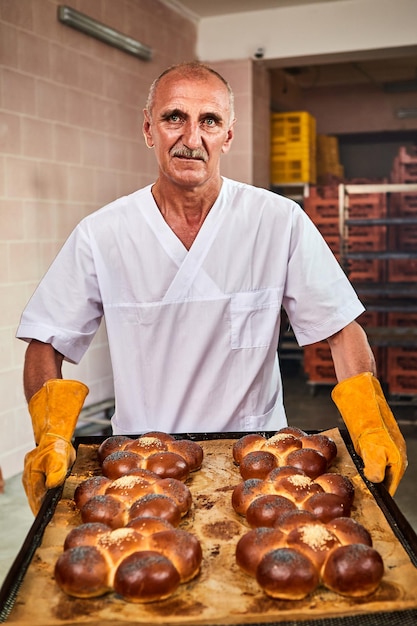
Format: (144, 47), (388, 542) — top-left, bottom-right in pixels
(391, 160), (417, 183)
(307, 185), (339, 200)
(390, 225), (417, 252)
(304, 198), (339, 221)
(357, 311), (385, 328)
(389, 192), (417, 216)
(348, 195), (387, 219)
(347, 258), (386, 283)
(304, 343), (332, 364)
(374, 346), (387, 382)
(387, 258), (417, 282)
(305, 363), (337, 384)
(314, 219), (340, 239)
(347, 227), (386, 252)
(387, 347), (417, 373)
(387, 372), (417, 396)
(387, 312), (417, 327)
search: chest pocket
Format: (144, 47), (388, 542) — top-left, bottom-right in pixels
(230, 288), (282, 349)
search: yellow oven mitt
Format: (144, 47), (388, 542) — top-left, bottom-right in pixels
(331, 372), (407, 496)
(22, 379), (89, 514)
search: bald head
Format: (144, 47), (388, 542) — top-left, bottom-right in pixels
(145, 62), (235, 123)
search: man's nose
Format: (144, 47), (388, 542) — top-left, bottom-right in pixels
(182, 121), (202, 148)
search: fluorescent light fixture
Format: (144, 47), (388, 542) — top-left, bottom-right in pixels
(396, 108), (417, 119)
(58, 5), (152, 61)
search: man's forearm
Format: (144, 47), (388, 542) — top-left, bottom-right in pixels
(327, 321), (376, 382)
(23, 340), (64, 402)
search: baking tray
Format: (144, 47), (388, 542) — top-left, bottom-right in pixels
(1, 429), (417, 625)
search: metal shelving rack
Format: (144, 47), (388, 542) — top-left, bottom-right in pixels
(338, 183), (417, 385)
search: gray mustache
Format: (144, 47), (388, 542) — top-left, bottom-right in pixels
(171, 146), (208, 162)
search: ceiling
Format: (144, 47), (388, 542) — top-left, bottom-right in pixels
(167, 0), (417, 90)
(168, 0), (342, 19)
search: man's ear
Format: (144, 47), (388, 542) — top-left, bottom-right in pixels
(221, 119), (236, 154)
(142, 109), (154, 148)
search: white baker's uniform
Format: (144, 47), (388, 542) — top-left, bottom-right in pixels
(16, 178), (364, 434)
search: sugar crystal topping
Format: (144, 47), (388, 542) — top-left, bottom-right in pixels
(287, 474), (312, 488)
(267, 433), (296, 444)
(111, 475), (149, 489)
(138, 436), (165, 448)
(98, 528), (138, 548)
(299, 524), (335, 550)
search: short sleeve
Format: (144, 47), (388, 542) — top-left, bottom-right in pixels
(16, 222), (103, 363)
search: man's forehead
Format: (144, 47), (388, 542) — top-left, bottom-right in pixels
(154, 71), (230, 108)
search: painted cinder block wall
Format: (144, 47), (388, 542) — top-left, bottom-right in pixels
(0, 0), (268, 479)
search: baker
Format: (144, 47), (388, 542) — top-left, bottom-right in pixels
(17, 62), (407, 514)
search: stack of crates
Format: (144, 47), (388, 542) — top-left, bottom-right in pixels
(316, 135), (344, 184)
(386, 147), (417, 396)
(388, 146), (417, 283)
(303, 186), (339, 385)
(303, 340), (336, 386)
(270, 111), (317, 185)
(303, 185), (340, 258)
(346, 182), (387, 283)
(303, 182), (387, 387)
(386, 313), (417, 396)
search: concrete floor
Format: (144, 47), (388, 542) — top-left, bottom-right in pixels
(1, 361), (417, 589)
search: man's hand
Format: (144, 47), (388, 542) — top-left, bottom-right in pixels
(23, 379), (89, 515)
(332, 372), (407, 495)
(23, 435), (76, 514)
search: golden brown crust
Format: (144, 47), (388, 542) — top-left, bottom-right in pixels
(284, 448), (328, 479)
(149, 529), (203, 582)
(80, 494), (127, 529)
(97, 434), (204, 481)
(325, 517), (373, 547)
(54, 545), (110, 598)
(55, 523), (202, 602)
(256, 547), (320, 600)
(97, 435), (132, 464)
(235, 527), (286, 576)
(286, 523), (340, 571)
(232, 430), (384, 600)
(74, 475), (112, 509)
(246, 494), (297, 528)
(232, 434), (265, 464)
(302, 492), (352, 523)
(239, 450), (278, 480)
(128, 493), (182, 527)
(113, 550), (181, 602)
(322, 544), (384, 597)
(63, 522), (111, 550)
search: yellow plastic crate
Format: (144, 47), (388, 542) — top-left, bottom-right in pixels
(270, 111), (316, 146)
(317, 134), (340, 162)
(271, 157), (316, 185)
(271, 144), (315, 159)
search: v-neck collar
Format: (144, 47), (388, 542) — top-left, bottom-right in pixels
(139, 179), (230, 301)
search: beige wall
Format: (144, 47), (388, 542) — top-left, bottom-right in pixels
(0, 0), (197, 479)
(0, 0), (265, 479)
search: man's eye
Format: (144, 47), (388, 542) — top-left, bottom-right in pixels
(204, 117), (216, 126)
(169, 114), (181, 122)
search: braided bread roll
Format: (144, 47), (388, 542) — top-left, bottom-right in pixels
(55, 522), (202, 602)
(97, 433), (204, 482)
(74, 473), (192, 529)
(233, 428), (337, 480)
(232, 466), (354, 526)
(236, 515), (384, 600)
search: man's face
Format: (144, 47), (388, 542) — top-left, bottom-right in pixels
(143, 71), (235, 189)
